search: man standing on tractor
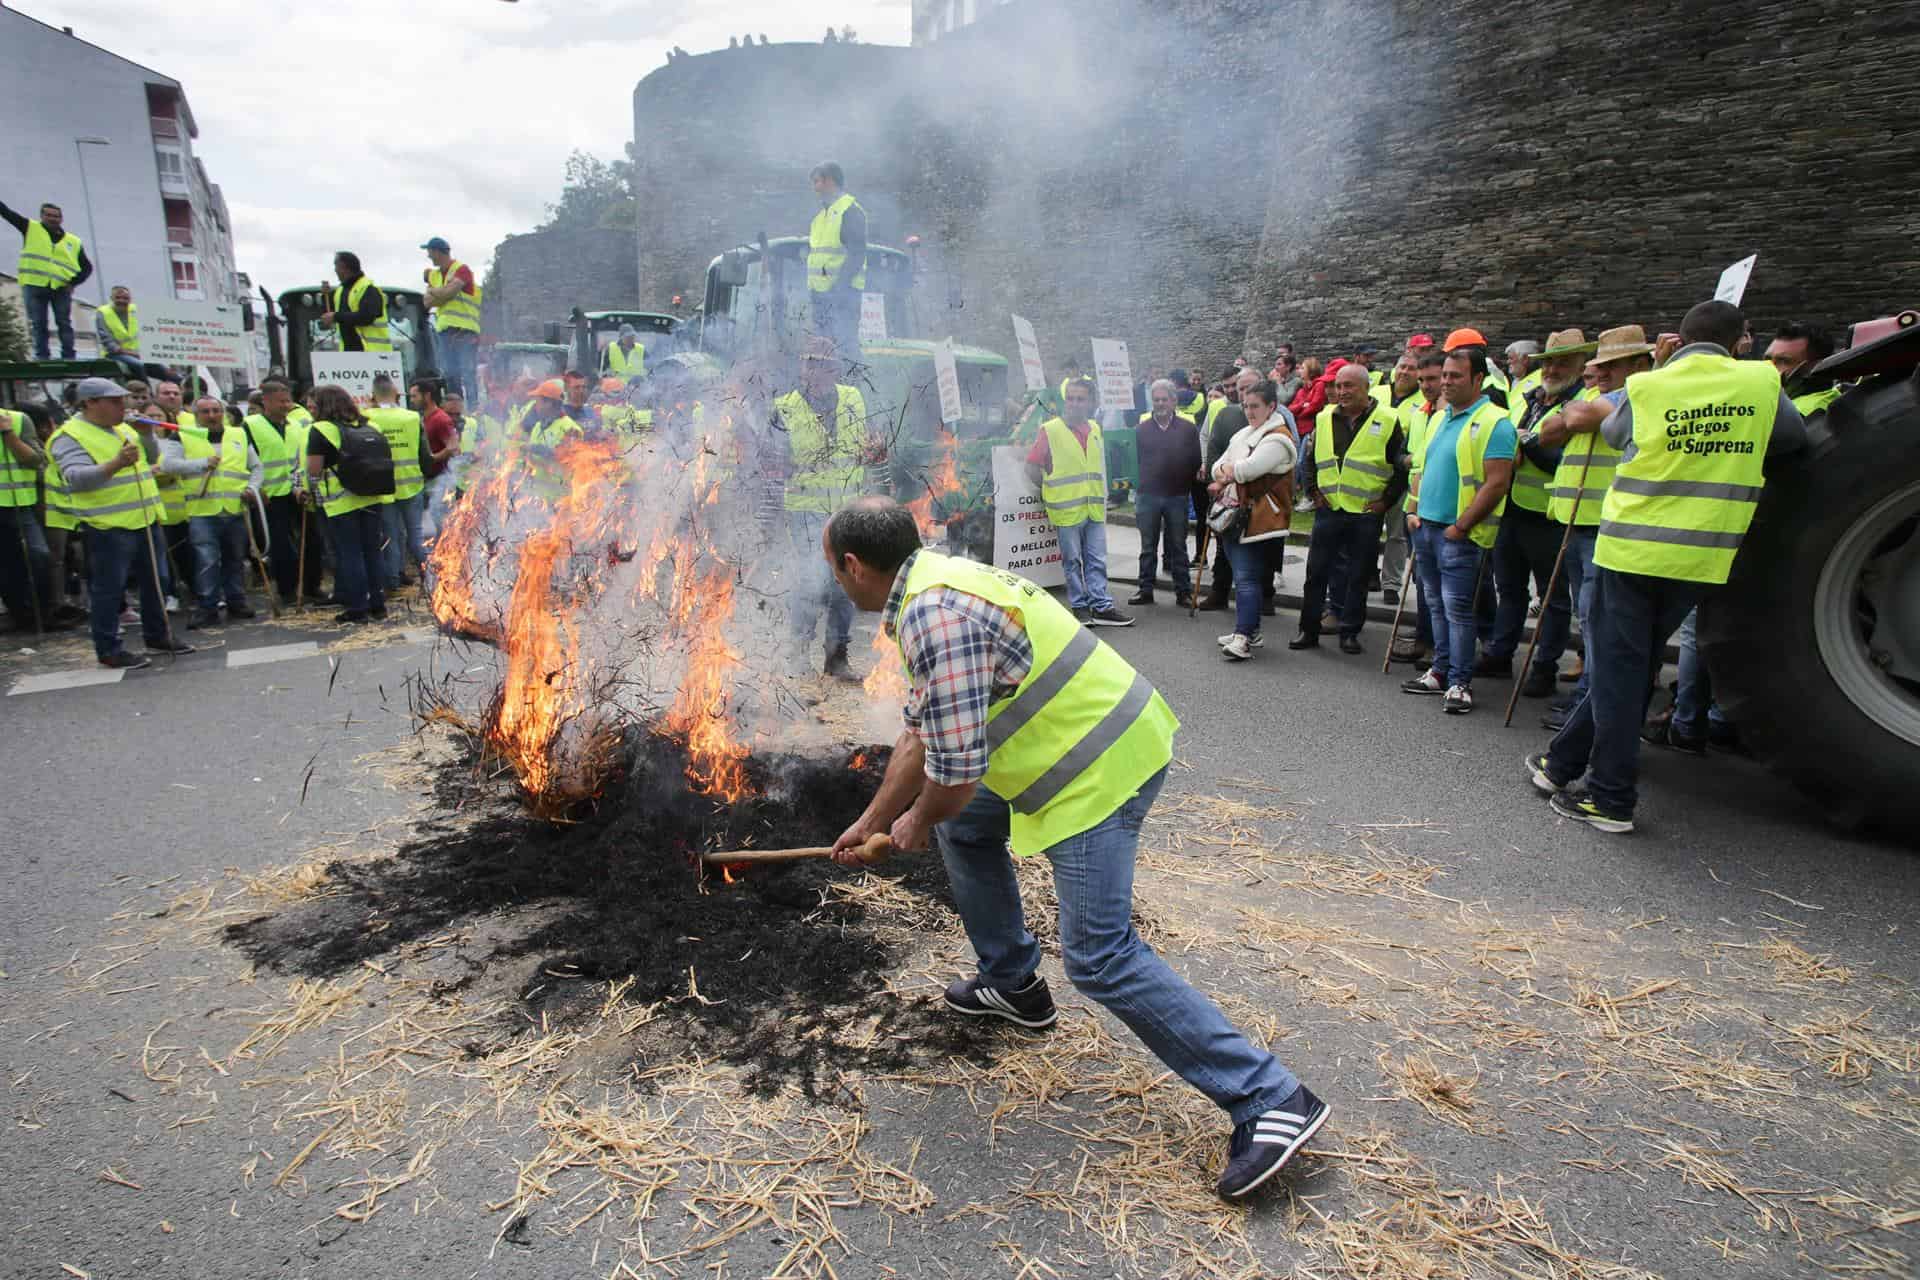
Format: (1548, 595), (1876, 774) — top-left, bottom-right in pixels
(320, 251), (390, 353)
(2, 196), (91, 361)
(805, 162), (867, 372)
(420, 237), (481, 398)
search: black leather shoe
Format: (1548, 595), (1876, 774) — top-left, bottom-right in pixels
(1339, 635), (1364, 655)
(334, 609), (370, 624)
(1520, 665), (1557, 698)
(1175, 593), (1194, 610)
(1127, 590), (1154, 606)
(226, 602), (257, 620)
(1197, 593), (1230, 611)
(1287, 632), (1319, 650)
(186, 608), (219, 630)
(1474, 653), (1513, 679)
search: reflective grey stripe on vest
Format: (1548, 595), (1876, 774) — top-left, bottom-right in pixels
(987, 626), (1099, 753)
(1598, 520), (1744, 550)
(1006, 671), (1155, 815)
(1332, 457), (1392, 480)
(1608, 476), (1763, 503)
(79, 494), (160, 518)
(1043, 471), (1102, 489)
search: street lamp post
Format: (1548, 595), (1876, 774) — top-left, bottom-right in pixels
(74, 136), (111, 305)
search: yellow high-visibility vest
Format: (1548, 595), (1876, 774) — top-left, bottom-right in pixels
(17, 220), (83, 289)
(0, 410), (39, 510)
(309, 420), (383, 518)
(894, 552), (1178, 856)
(1595, 354), (1780, 585)
(605, 341), (645, 378)
(1038, 416), (1105, 527)
(365, 406), (424, 501)
(244, 413), (293, 499)
(1312, 401), (1394, 514)
(1546, 387), (1618, 527)
(329, 276), (391, 351)
(179, 426), (252, 518)
(427, 260), (481, 333)
(100, 303), (139, 353)
(807, 194), (866, 292)
(776, 384), (867, 514)
(47, 417), (163, 530)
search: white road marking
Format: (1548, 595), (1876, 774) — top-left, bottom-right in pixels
(226, 641), (321, 668)
(9, 668), (127, 696)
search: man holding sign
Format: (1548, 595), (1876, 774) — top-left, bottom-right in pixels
(1025, 379), (1131, 627)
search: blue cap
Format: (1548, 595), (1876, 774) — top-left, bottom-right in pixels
(419, 236), (451, 252)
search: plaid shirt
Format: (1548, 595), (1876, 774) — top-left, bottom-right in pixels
(882, 552), (1034, 786)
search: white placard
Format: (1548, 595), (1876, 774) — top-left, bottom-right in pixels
(859, 291), (888, 343)
(141, 302), (250, 367)
(310, 351), (405, 407)
(934, 337), (963, 426)
(1089, 338), (1133, 413)
(1714, 254), (1757, 306)
(991, 446), (1065, 588)
(1010, 314), (1046, 393)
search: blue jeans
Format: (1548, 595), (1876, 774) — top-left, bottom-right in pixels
(1563, 527), (1598, 703)
(432, 328), (479, 399)
(1054, 519), (1113, 613)
(381, 493), (425, 582)
(1412, 522), (1486, 689)
(1672, 607), (1727, 732)
(22, 284), (75, 360)
(188, 513), (249, 610)
(327, 505), (387, 614)
(83, 525), (169, 658)
(1300, 508), (1382, 638)
(937, 767), (1299, 1123)
(1223, 528), (1273, 638)
(1134, 492), (1190, 595)
(786, 510), (854, 653)
(1546, 567), (1699, 814)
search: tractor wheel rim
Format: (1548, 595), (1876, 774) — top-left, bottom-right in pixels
(1813, 478), (1920, 749)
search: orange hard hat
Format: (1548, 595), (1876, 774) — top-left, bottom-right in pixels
(531, 379), (566, 400)
(600, 377), (624, 394)
(1442, 327), (1488, 352)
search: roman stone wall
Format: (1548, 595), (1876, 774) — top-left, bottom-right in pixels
(484, 227), (639, 342)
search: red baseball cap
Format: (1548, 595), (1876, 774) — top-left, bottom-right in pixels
(1443, 327), (1488, 352)
(1406, 333), (1435, 349)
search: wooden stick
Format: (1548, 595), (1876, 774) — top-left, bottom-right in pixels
(1381, 534), (1414, 674)
(295, 498), (309, 608)
(1504, 448), (1593, 727)
(702, 833), (892, 867)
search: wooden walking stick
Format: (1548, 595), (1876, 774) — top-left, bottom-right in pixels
(126, 427), (181, 661)
(244, 488), (279, 619)
(1381, 542), (1415, 675)
(1503, 448), (1594, 727)
(1190, 516), (1211, 620)
(295, 490), (310, 608)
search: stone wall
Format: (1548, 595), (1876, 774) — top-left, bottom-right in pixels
(619, 0), (1920, 374)
(484, 227), (639, 342)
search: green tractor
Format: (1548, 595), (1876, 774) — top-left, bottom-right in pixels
(696, 235), (1012, 554)
(562, 309), (684, 377)
(262, 284), (432, 395)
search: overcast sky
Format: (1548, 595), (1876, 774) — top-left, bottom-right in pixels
(16, 0), (908, 295)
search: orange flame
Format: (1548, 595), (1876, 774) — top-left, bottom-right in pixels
(905, 430), (963, 537)
(862, 624), (908, 702)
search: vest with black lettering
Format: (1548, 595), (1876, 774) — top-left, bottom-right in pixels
(330, 276), (391, 351)
(775, 384), (867, 514)
(365, 406), (424, 500)
(807, 193), (866, 292)
(48, 417), (163, 530)
(893, 552), (1179, 855)
(1546, 387), (1618, 527)
(1038, 417), (1105, 527)
(1312, 401), (1394, 514)
(1595, 354), (1779, 584)
(427, 260), (481, 333)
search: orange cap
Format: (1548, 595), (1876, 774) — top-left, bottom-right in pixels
(599, 377), (624, 394)
(1443, 327), (1488, 352)
(531, 379), (566, 400)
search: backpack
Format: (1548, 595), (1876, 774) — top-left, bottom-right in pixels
(333, 421), (395, 497)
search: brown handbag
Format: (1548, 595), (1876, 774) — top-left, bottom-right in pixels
(1240, 467), (1294, 543)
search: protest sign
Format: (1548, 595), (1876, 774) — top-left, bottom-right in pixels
(934, 337), (964, 425)
(309, 351), (406, 407)
(1010, 314), (1046, 393)
(860, 292), (888, 343)
(1714, 254), (1757, 306)
(141, 302), (250, 368)
(1089, 338), (1134, 412)
(991, 446), (1065, 588)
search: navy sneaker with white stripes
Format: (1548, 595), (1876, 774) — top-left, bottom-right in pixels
(943, 973), (1058, 1029)
(1216, 1084), (1330, 1199)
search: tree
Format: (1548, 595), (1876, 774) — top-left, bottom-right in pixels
(540, 145), (637, 232)
(840, 25), (858, 43)
(0, 292), (28, 363)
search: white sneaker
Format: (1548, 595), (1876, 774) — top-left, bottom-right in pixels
(1216, 632), (1266, 649)
(1444, 684), (1474, 715)
(1221, 633), (1254, 661)
(164, 594), (180, 613)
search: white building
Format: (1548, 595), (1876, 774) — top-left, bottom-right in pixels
(913, 0), (1018, 44)
(0, 4), (240, 315)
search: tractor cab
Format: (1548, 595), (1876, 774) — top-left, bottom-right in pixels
(271, 285), (431, 395)
(581, 310), (681, 373)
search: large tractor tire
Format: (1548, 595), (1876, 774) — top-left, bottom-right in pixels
(1699, 370), (1920, 836)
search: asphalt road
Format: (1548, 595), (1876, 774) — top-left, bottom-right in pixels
(1, 595), (1913, 1279)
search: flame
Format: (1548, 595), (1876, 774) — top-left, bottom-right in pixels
(905, 430), (963, 537)
(861, 623), (908, 702)
(850, 751), (867, 770)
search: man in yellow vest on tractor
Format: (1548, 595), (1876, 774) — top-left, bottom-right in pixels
(805, 161), (866, 371)
(1526, 301), (1808, 833)
(3, 197), (92, 360)
(320, 251), (390, 353)
(1025, 379), (1132, 627)
(775, 340), (871, 679)
(44, 378), (194, 667)
(823, 497), (1330, 1200)
(1477, 328), (1596, 699)
(161, 396), (262, 629)
(94, 285), (151, 382)
(420, 236), (482, 397)
(1400, 347), (1517, 715)
(602, 325), (647, 381)
(1534, 326), (1654, 732)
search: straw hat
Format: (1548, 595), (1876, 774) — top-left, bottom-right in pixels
(1538, 328), (1598, 359)
(1585, 325), (1656, 370)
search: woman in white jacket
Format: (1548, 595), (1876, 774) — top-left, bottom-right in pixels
(1208, 380), (1297, 660)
